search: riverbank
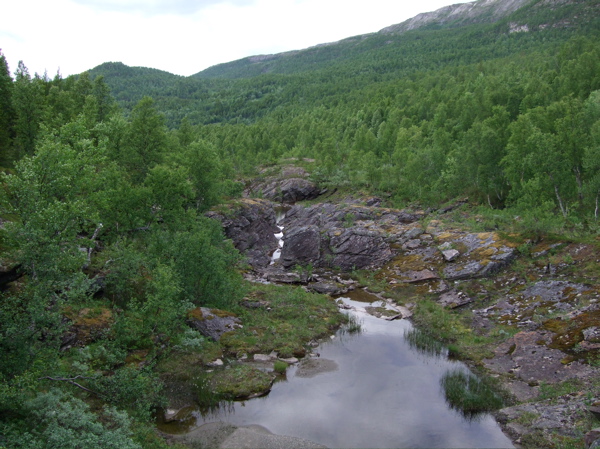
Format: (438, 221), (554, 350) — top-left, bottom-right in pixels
(198, 169), (600, 448)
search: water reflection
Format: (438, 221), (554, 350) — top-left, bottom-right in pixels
(162, 292), (513, 448)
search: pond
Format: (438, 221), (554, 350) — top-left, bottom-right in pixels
(162, 290), (514, 448)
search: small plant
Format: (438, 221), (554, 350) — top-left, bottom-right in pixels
(294, 263), (314, 280)
(516, 411), (539, 426)
(404, 328), (446, 357)
(341, 314), (363, 334)
(440, 369), (504, 417)
(343, 212), (356, 228)
(273, 360), (288, 374)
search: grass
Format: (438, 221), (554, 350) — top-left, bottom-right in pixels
(209, 364), (274, 399)
(404, 328), (446, 357)
(440, 369), (504, 417)
(341, 313), (363, 334)
(273, 360), (288, 374)
(219, 282), (346, 357)
(538, 379), (584, 402)
(410, 297), (516, 362)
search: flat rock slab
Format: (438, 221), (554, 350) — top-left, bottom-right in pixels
(220, 425), (327, 449)
(295, 358), (338, 378)
(186, 308), (242, 342)
(438, 289), (473, 309)
(175, 422), (327, 449)
(483, 330), (595, 387)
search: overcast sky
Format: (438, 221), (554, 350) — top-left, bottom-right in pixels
(2, 0), (470, 78)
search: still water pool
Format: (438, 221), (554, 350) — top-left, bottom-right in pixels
(165, 291), (514, 448)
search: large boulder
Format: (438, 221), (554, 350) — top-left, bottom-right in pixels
(326, 227), (394, 270)
(261, 178), (321, 203)
(206, 199), (279, 268)
(280, 225), (321, 268)
(278, 202), (421, 271)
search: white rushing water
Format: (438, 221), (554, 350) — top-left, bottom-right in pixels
(269, 207), (287, 265)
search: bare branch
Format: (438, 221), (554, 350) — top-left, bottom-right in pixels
(39, 376), (99, 396)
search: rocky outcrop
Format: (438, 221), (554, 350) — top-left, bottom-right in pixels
(380, 0), (530, 35)
(206, 199), (279, 268)
(60, 307), (113, 350)
(186, 308), (243, 342)
(248, 165), (323, 204)
(261, 178), (321, 204)
(279, 202), (422, 271)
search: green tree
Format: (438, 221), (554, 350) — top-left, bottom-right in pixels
(122, 97), (167, 183)
(12, 61), (44, 157)
(0, 50), (14, 166)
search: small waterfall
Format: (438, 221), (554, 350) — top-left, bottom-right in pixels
(270, 207), (287, 265)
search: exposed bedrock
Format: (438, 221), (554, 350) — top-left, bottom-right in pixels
(206, 198), (279, 269)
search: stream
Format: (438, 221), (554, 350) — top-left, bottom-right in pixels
(162, 290), (513, 448)
(160, 207), (514, 448)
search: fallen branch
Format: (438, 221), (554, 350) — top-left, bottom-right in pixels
(39, 375), (99, 396)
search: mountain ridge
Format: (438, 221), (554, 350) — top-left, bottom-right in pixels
(191, 0), (597, 79)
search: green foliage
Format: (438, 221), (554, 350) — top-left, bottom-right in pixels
(89, 367), (164, 421)
(0, 389), (141, 449)
(440, 369), (504, 416)
(273, 360), (288, 374)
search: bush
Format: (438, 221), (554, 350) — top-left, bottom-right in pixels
(0, 389), (141, 449)
(89, 367), (164, 421)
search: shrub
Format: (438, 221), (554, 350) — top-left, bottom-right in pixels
(0, 389), (141, 449)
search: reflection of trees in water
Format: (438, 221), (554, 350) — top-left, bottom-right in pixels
(440, 369), (504, 421)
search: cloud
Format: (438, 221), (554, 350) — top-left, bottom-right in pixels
(70, 0), (255, 16)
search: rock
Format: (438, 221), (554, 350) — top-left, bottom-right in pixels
(186, 308), (242, 342)
(163, 406), (195, 424)
(296, 358), (339, 378)
(60, 307), (113, 350)
(308, 281), (344, 295)
(585, 428), (600, 449)
(206, 199), (279, 269)
(483, 330), (596, 387)
(265, 271), (302, 284)
(402, 269), (439, 283)
(280, 225), (321, 268)
(443, 261), (490, 280)
(583, 327), (600, 343)
(438, 289), (472, 308)
(253, 354), (272, 362)
(261, 178), (321, 203)
(441, 249), (460, 262)
(326, 227), (394, 270)
(403, 239), (421, 250)
(208, 358), (224, 367)
(279, 357), (299, 364)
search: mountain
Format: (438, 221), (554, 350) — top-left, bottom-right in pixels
(87, 0), (600, 126)
(192, 0), (599, 80)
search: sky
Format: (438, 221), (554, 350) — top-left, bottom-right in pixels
(2, 0), (470, 78)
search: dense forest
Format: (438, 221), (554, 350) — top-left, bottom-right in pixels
(1, 0), (600, 446)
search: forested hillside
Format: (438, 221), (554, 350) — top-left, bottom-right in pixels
(86, 0), (600, 220)
(1, 0), (600, 446)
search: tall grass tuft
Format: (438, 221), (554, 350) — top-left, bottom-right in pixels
(404, 328), (447, 358)
(440, 369), (504, 418)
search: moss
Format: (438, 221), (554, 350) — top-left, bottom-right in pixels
(187, 308), (204, 320)
(210, 364), (274, 399)
(543, 310), (600, 358)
